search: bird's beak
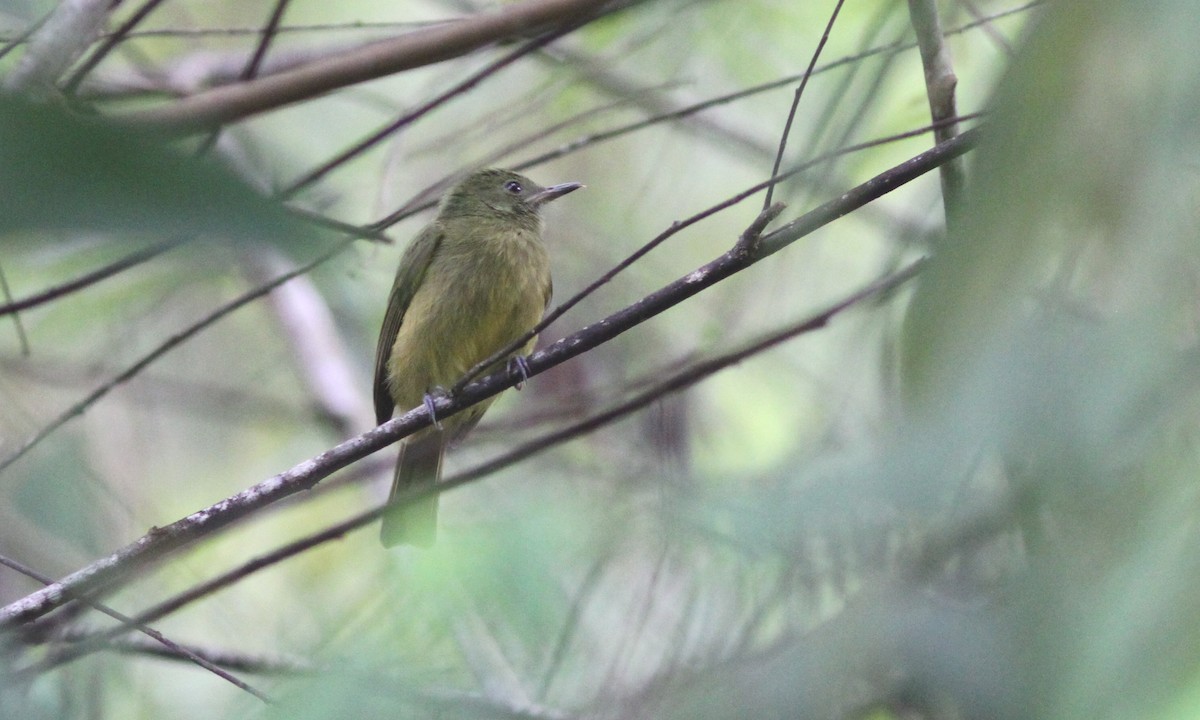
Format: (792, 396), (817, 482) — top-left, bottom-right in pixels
(529, 182), (583, 206)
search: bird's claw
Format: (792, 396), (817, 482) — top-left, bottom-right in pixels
(423, 388), (447, 430)
(508, 355), (532, 390)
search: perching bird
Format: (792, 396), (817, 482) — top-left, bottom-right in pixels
(374, 168), (582, 547)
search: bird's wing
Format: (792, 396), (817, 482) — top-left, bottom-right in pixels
(373, 223), (444, 425)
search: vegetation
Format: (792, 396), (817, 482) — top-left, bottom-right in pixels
(1, 1), (1197, 718)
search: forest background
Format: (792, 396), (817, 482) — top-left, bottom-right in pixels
(2, 1), (1199, 719)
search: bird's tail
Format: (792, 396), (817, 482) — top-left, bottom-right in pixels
(380, 433), (443, 547)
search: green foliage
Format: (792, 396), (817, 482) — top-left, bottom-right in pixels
(0, 96), (315, 250)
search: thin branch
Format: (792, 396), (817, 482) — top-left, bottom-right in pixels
(959, 0), (1016, 55)
(803, 17), (909, 206)
(0, 552), (270, 701)
(0, 239), (352, 476)
(543, 40), (773, 162)
(0, 239), (181, 317)
(62, 0), (170, 95)
(119, 0), (631, 134)
(907, 0), (966, 217)
(759, 127), (979, 256)
(240, 0), (292, 82)
(0, 129), (977, 631)
(764, 0), (846, 210)
(194, 0), (294, 156)
(91, 635), (311, 675)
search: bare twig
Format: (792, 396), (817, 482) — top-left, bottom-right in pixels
(194, 0), (294, 157)
(0, 240), (182, 317)
(109, 20), (445, 40)
(240, 0), (293, 82)
(94, 635), (311, 675)
(0, 552), (270, 701)
(61, 0), (170, 95)
(907, 0), (966, 217)
(960, 0), (1016, 55)
(764, 0), (846, 210)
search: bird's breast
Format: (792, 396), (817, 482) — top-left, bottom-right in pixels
(386, 224), (551, 412)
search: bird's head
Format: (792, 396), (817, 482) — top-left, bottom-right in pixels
(440, 169), (582, 222)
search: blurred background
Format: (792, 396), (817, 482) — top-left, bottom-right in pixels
(3, 0), (1200, 718)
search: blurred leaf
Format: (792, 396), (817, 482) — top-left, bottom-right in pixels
(0, 96), (316, 250)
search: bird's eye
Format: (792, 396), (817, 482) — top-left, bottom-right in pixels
(503, 180), (523, 194)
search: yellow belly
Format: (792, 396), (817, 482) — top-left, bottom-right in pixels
(385, 225), (550, 440)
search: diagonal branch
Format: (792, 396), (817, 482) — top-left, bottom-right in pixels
(0, 552), (269, 701)
(0, 239), (182, 317)
(61, 0), (171, 95)
(764, 0), (846, 210)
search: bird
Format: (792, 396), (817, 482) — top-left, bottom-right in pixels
(373, 168), (582, 547)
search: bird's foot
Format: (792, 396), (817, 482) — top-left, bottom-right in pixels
(508, 355), (532, 390)
(423, 387), (449, 430)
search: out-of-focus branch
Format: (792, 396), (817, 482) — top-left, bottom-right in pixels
(763, 0), (845, 210)
(119, 0), (627, 135)
(103, 636), (311, 674)
(907, 0), (966, 217)
(3, 0), (108, 96)
(61, 0), (171, 95)
(0, 240), (181, 317)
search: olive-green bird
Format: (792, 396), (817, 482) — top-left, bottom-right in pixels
(374, 168), (582, 547)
